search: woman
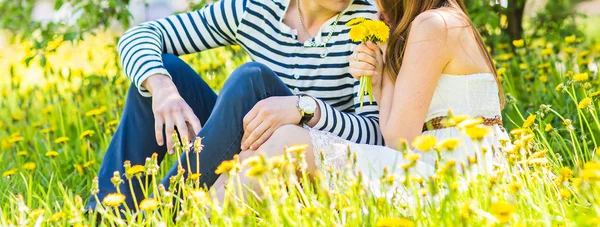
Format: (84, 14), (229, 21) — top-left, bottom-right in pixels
(213, 0), (509, 198)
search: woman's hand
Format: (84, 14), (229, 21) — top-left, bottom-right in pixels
(349, 41), (384, 89)
(144, 74), (202, 155)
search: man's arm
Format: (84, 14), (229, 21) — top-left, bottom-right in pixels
(118, 0), (248, 97)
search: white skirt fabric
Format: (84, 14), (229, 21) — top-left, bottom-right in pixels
(307, 125), (509, 196)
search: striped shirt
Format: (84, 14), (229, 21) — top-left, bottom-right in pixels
(117, 0), (384, 145)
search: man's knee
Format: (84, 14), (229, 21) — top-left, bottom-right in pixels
(229, 62), (277, 84)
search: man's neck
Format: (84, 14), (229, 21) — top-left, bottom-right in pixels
(297, 0), (339, 29)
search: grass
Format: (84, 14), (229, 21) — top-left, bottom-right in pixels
(0, 27), (600, 226)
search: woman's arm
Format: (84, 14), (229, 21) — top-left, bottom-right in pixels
(378, 12), (453, 149)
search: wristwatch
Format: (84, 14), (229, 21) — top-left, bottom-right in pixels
(297, 94), (317, 125)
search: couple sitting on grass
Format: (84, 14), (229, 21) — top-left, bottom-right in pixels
(88, 0), (509, 210)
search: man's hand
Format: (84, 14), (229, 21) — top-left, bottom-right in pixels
(241, 96), (302, 150)
(144, 74), (202, 154)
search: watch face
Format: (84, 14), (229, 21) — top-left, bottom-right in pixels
(299, 96), (317, 114)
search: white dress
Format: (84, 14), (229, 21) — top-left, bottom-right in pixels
(308, 73), (509, 195)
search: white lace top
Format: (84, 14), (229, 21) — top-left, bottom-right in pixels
(426, 73), (502, 121)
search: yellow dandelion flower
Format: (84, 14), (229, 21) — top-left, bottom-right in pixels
(590, 91), (600, 97)
(522, 114), (536, 128)
(42, 106), (53, 114)
(189, 173), (201, 180)
(29, 208), (45, 219)
(107, 120), (120, 127)
(285, 144), (309, 154)
(17, 151), (28, 156)
(54, 136), (69, 144)
(555, 84), (564, 91)
(346, 17), (366, 26)
(231, 45), (242, 51)
(457, 117), (484, 129)
(102, 193), (126, 207)
(49, 212), (66, 222)
(79, 130), (95, 139)
(411, 135), (436, 151)
(464, 126), (490, 141)
(8, 136), (24, 143)
(512, 39), (524, 48)
(496, 67), (507, 75)
(370, 20), (390, 43)
(573, 73), (589, 82)
(242, 155), (264, 167)
(83, 160), (95, 167)
(519, 63), (528, 70)
(45, 151), (59, 158)
(545, 124), (553, 132)
(497, 53), (513, 61)
(215, 159), (237, 175)
(2, 168), (18, 177)
(348, 24), (367, 42)
(246, 165), (268, 177)
(579, 50), (590, 58)
(139, 198), (160, 211)
(126, 165), (145, 177)
(559, 188), (572, 198)
(189, 189), (210, 204)
(539, 75), (548, 83)
(85, 106), (107, 117)
(578, 98), (593, 109)
(437, 138), (462, 151)
(541, 48), (553, 56)
(74, 164), (84, 174)
(403, 152), (421, 162)
(490, 201), (516, 223)
(375, 217), (415, 227)
(563, 47), (576, 55)
(565, 35), (576, 44)
(22, 162), (36, 170)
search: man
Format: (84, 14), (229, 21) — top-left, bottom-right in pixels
(88, 0), (383, 209)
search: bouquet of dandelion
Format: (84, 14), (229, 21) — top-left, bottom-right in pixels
(346, 18), (390, 109)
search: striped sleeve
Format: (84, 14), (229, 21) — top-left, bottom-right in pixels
(117, 0), (248, 97)
(312, 80), (384, 145)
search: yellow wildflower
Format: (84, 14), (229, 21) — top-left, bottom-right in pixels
(539, 75), (548, 83)
(497, 53), (513, 61)
(215, 158), (237, 175)
(375, 217), (415, 227)
(102, 193), (126, 207)
(348, 24), (367, 42)
(579, 50), (590, 58)
(2, 168), (18, 177)
(555, 84), (564, 91)
(17, 151), (28, 156)
(139, 198), (160, 211)
(403, 152), (421, 162)
(573, 73), (589, 82)
(126, 165), (145, 177)
(590, 91), (600, 97)
(370, 20), (390, 42)
(464, 126), (490, 141)
(559, 188), (572, 198)
(29, 208), (45, 219)
(496, 67), (506, 76)
(189, 188), (210, 204)
(45, 151), (59, 158)
(512, 39), (524, 48)
(107, 120), (120, 127)
(49, 212), (66, 222)
(411, 135), (436, 151)
(565, 35), (576, 44)
(490, 202), (516, 223)
(437, 138), (462, 151)
(541, 48), (553, 56)
(545, 124), (553, 132)
(285, 144), (309, 155)
(231, 45), (242, 51)
(519, 63), (528, 70)
(85, 106), (107, 117)
(8, 136), (24, 143)
(22, 162), (36, 170)
(522, 114), (536, 128)
(74, 164), (84, 174)
(54, 136), (69, 144)
(563, 47), (576, 55)
(246, 165), (267, 177)
(578, 98), (593, 109)
(79, 130), (95, 139)
(189, 173), (201, 180)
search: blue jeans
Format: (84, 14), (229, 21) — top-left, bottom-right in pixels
(87, 54), (293, 209)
